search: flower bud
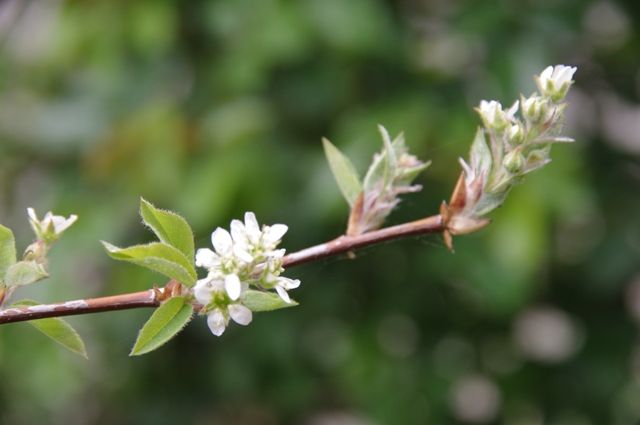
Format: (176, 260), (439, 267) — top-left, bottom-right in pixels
(508, 123), (525, 145)
(535, 65), (576, 103)
(503, 150), (526, 174)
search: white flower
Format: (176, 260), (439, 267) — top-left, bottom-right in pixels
(27, 208), (78, 243)
(267, 275), (300, 304)
(536, 65), (576, 101)
(477, 100), (518, 131)
(207, 304), (253, 336)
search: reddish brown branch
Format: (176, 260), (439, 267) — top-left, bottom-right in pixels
(0, 214), (444, 324)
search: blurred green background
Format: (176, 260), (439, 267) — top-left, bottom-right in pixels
(0, 0), (639, 424)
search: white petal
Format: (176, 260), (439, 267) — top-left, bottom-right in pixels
(228, 304), (252, 326)
(193, 279), (213, 305)
(279, 277), (301, 290)
(265, 224), (288, 243)
(233, 245), (253, 263)
(207, 309), (227, 336)
(225, 273), (242, 300)
(211, 228), (233, 255)
(244, 212), (261, 241)
(267, 248), (286, 259)
(27, 208), (38, 222)
(539, 66), (553, 83)
(230, 219), (246, 244)
(275, 285), (292, 303)
(195, 248), (218, 268)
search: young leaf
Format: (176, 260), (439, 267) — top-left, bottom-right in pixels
(241, 289), (298, 312)
(130, 297), (193, 356)
(139, 198), (195, 261)
(4, 261), (48, 287)
(363, 125), (397, 193)
(0, 224), (17, 278)
(102, 242), (197, 286)
(322, 138), (362, 207)
(12, 300), (88, 358)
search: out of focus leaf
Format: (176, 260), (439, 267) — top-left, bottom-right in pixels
(140, 198), (194, 261)
(322, 137), (362, 207)
(102, 242), (196, 286)
(4, 261), (48, 287)
(241, 290), (298, 312)
(0, 224), (17, 278)
(130, 297), (193, 356)
(12, 300), (88, 358)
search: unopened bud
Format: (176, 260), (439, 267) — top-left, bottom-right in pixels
(508, 123), (525, 145)
(503, 150), (526, 174)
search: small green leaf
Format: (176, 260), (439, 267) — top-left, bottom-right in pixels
(130, 297), (193, 356)
(12, 300), (88, 358)
(102, 241), (197, 286)
(241, 289), (298, 312)
(322, 138), (362, 207)
(469, 127), (492, 178)
(4, 261), (48, 287)
(140, 198), (195, 261)
(0, 224), (17, 278)
(363, 125), (397, 192)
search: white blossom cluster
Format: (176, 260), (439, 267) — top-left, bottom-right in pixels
(193, 212), (300, 336)
(447, 65), (576, 233)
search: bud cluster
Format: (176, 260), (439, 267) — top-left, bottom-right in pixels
(347, 126), (430, 236)
(193, 212), (300, 336)
(443, 65), (577, 237)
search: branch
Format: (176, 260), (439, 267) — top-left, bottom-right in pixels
(0, 214), (444, 324)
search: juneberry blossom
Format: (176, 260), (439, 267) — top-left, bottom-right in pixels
(535, 65), (577, 102)
(194, 212), (301, 336)
(444, 64), (577, 238)
(27, 208), (78, 244)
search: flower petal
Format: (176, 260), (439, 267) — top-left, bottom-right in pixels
(228, 304), (252, 326)
(244, 212), (261, 242)
(211, 228), (233, 256)
(233, 245), (253, 263)
(193, 278), (213, 305)
(207, 309), (227, 336)
(195, 248), (218, 268)
(225, 273), (242, 300)
(275, 285), (292, 304)
(265, 224), (288, 243)
(230, 219), (246, 244)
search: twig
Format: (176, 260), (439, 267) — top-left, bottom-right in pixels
(0, 214), (444, 324)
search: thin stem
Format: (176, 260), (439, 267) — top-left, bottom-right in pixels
(0, 214), (444, 324)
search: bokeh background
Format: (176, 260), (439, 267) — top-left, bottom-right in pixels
(0, 0), (639, 424)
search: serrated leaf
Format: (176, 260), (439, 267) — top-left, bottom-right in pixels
(12, 299), (88, 358)
(130, 297), (193, 356)
(241, 289), (298, 312)
(139, 198), (195, 261)
(0, 224), (17, 278)
(4, 261), (48, 287)
(322, 138), (362, 207)
(102, 241), (197, 286)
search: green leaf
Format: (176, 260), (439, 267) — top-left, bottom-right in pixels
(241, 289), (298, 312)
(12, 299), (88, 358)
(322, 138), (362, 207)
(139, 198), (195, 261)
(102, 241), (197, 286)
(363, 125), (397, 192)
(130, 297), (193, 356)
(0, 224), (17, 278)
(4, 261), (48, 287)
(469, 127), (492, 179)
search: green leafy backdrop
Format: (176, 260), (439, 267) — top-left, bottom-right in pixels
(0, 0), (639, 424)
